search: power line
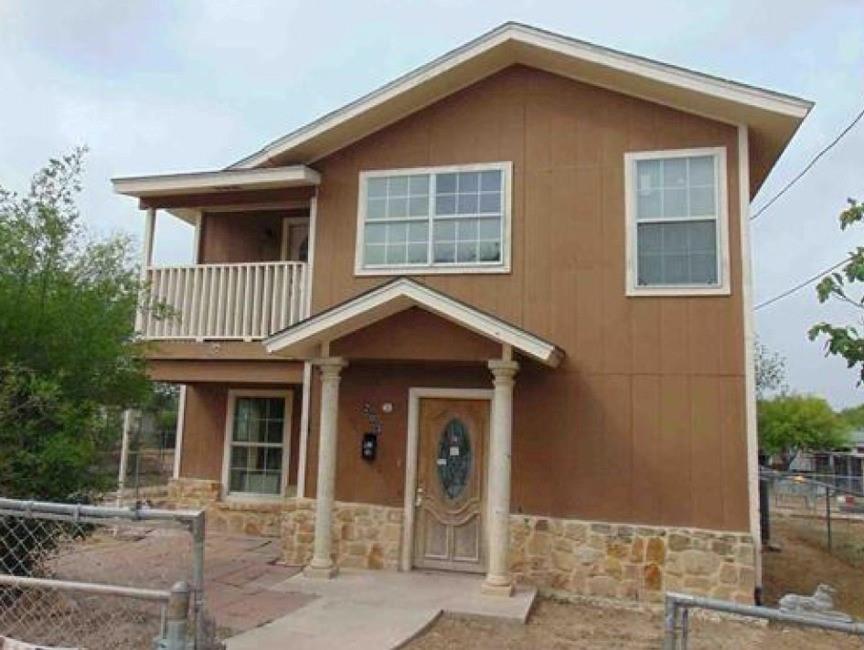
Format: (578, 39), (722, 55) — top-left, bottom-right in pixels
(754, 255), (851, 310)
(751, 103), (864, 221)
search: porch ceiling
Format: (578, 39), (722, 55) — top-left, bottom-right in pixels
(263, 277), (564, 367)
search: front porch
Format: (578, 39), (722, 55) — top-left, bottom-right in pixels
(263, 277), (563, 596)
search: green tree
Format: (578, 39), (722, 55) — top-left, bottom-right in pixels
(758, 394), (850, 469)
(0, 149), (152, 500)
(809, 199), (864, 384)
(839, 403), (864, 432)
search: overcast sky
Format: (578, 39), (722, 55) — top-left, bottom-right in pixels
(1, 1), (863, 406)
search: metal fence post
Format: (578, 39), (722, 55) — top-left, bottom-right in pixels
(825, 486), (832, 551)
(163, 581), (190, 650)
(191, 512), (206, 649)
(663, 594), (678, 650)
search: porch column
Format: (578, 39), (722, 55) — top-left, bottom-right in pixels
(483, 359), (519, 596)
(304, 357), (348, 579)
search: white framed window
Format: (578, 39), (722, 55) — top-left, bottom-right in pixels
(221, 389), (292, 499)
(624, 147), (730, 296)
(355, 162), (512, 275)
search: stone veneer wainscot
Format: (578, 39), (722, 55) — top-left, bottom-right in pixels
(166, 481), (755, 604)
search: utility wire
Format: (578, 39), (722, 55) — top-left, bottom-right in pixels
(751, 103), (864, 221)
(754, 255), (851, 310)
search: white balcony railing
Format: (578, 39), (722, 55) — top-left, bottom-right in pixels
(140, 261), (307, 340)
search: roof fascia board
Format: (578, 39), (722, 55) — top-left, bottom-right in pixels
(264, 279), (562, 366)
(112, 166), (321, 197)
(510, 25), (810, 118)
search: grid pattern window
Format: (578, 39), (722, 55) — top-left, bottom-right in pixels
(228, 396), (286, 496)
(359, 164), (509, 273)
(632, 152), (722, 288)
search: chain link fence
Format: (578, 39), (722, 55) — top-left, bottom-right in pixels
(761, 469), (864, 553)
(0, 498), (214, 649)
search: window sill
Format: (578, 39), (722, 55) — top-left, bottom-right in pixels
(223, 493), (286, 505)
(626, 284), (731, 297)
(354, 264), (511, 277)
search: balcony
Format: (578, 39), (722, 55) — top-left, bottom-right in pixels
(139, 261), (307, 341)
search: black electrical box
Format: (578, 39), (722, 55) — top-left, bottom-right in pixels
(361, 433), (377, 461)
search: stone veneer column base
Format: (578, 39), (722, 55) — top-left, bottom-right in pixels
(481, 580), (515, 597)
(303, 564), (339, 579)
(508, 515), (756, 604)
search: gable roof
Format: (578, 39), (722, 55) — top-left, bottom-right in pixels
(229, 22), (811, 194)
(264, 277), (563, 367)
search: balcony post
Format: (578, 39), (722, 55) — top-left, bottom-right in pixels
(135, 208), (156, 333)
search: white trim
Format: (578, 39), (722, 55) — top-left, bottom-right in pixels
(135, 208), (157, 332)
(738, 125), (762, 588)
(281, 216), (309, 262)
(221, 388), (294, 501)
(401, 387), (494, 572)
(354, 162), (512, 276)
(112, 166), (321, 198)
(230, 23), (810, 170)
(624, 146), (731, 297)
(172, 386), (187, 480)
(264, 277), (562, 367)
(191, 212), (202, 264)
(306, 194), (318, 318)
(296, 361), (313, 498)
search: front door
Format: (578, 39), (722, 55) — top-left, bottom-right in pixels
(413, 398), (488, 573)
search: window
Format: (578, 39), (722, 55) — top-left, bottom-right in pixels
(624, 148), (729, 296)
(356, 163), (511, 274)
(222, 391), (291, 498)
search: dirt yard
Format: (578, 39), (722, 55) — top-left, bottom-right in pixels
(763, 514), (864, 618)
(407, 598), (860, 649)
(409, 515), (864, 649)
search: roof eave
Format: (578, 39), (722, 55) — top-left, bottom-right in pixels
(111, 165), (321, 199)
(228, 22), (812, 172)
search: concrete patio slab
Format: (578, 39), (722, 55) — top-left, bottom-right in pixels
(226, 569), (536, 650)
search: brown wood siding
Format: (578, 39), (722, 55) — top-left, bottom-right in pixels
(330, 307), (500, 362)
(306, 65), (748, 532)
(179, 383), (302, 488)
(180, 384), (227, 480)
(199, 211), (283, 263)
(148, 360), (303, 384)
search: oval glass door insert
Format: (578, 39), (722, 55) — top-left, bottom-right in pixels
(437, 418), (472, 500)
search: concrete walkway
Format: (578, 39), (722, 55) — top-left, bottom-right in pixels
(226, 569), (537, 650)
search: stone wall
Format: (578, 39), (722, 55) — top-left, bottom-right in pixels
(166, 478), (221, 508)
(281, 498), (403, 570)
(166, 479), (282, 537)
(162, 483), (755, 605)
(509, 515), (755, 604)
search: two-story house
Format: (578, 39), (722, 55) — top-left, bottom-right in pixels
(113, 23), (811, 604)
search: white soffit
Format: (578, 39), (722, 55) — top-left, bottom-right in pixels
(229, 22), (812, 187)
(112, 165), (321, 198)
(264, 278), (564, 367)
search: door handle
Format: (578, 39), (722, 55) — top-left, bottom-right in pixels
(415, 486), (425, 507)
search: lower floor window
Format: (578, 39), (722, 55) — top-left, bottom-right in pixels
(227, 394), (288, 496)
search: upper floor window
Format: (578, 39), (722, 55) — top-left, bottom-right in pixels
(355, 162), (512, 275)
(624, 147), (729, 296)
